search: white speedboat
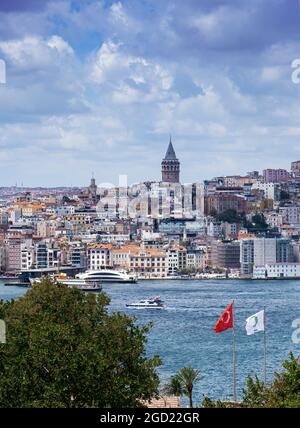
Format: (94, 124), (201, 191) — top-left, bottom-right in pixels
(76, 269), (137, 283)
(126, 296), (164, 309)
(29, 273), (102, 292)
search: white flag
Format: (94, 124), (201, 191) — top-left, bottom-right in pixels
(245, 310), (265, 335)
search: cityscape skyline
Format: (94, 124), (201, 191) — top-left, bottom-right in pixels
(1, 0), (300, 186)
(2, 1), (300, 413)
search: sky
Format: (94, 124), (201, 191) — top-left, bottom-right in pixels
(1, 0), (300, 187)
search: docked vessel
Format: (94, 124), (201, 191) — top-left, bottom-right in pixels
(126, 296), (164, 309)
(29, 273), (102, 292)
(76, 269), (137, 283)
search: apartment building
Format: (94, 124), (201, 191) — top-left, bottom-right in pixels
(87, 244), (113, 270)
(129, 249), (168, 277)
(263, 169), (290, 183)
(279, 205), (299, 224)
(240, 238), (293, 276)
(211, 240), (240, 269)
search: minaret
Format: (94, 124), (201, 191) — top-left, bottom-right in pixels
(161, 137), (180, 183)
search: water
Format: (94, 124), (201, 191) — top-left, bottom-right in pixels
(1, 279), (300, 405)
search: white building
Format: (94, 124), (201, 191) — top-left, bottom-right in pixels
(207, 221), (223, 238)
(252, 182), (280, 201)
(87, 244), (112, 270)
(240, 238), (285, 276)
(279, 205), (299, 224)
(253, 263), (300, 279)
(21, 246), (34, 271)
(265, 212), (283, 229)
(167, 249), (180, 275)
(186, 250), (206, 271)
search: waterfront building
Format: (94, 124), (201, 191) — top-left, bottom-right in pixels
(87, 243), (113, 270)
(253, 263), (300, 279)
(130, 249), (168, 278)
(70, 246), (87, 269)
(211, 240), (240, 269)
(7, 239), (22, 271)
(36, 242), (59, 269)
(186, 249), (207, 271)
(240, 238), (293, 276)
(21, 245), (34, 271)
(166, 246), (187, 275)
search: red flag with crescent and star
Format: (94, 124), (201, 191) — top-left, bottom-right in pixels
(214, 302), (234, 333)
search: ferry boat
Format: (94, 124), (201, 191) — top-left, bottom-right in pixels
(76, 269), (137, 283)
(126, 296), (164, 309)
(29, 273), (102, 292)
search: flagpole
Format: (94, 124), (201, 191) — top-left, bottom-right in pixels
(232, 300), (237, 402)
(263, 306), (267, 386)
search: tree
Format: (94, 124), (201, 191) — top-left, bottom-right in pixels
(202, 354), (300, 408)
(165, 367), (203, 408)
(242, 375), (268, 407)
(216, 209), (239, 224)
(0, 278), (161, 408)
(244, 213), (268, 230)
(242, 353), (300, 408)
(280, 190), (290, 201)
(209, 208), (217, 217)
(162, 375), (183, 397)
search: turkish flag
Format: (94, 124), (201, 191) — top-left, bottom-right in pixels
(214, 302), (234, 333)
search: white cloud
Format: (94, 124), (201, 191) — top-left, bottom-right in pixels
(0, 35), (74, 70)
(109, 2), (129, 26)
(90, 40), (173, 104)
(47, 35), (74, 55)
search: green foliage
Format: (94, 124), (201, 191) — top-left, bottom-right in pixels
(201, 397), (246, 408)
(242, 353), (300, 408)
(242, 375), (268, 407)
(0, 278), (161, 408)
(162, 375), (183, 397)
(267, 353), (300, 407)
(209, 208), (218, 217)
(216, 209), (241, 224)
(244, 213), (268, 230)
(203, 354), (300, 408)
(165, 367), (203, 408)
(280, 191), (290, 201)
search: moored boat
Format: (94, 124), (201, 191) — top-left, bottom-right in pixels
(76, 269), (137, 283)
(29, 273), (102, 292)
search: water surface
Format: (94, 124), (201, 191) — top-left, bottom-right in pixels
(2, 279), (300, 405)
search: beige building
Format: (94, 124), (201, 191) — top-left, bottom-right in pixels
(130, 249), (168, 277)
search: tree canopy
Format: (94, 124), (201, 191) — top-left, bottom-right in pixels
(243, 353), (300, 408)
(244, 213), (268, 230)
(202, 353), (300, 408)
(0, 278), (161, 408)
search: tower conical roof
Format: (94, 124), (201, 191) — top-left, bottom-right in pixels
(164, 138), (177, 160)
